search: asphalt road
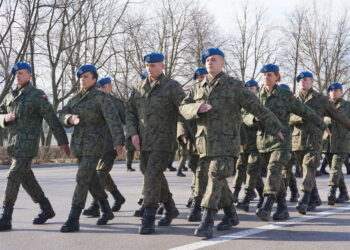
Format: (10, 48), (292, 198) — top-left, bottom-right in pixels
(0, 161), (349, 250)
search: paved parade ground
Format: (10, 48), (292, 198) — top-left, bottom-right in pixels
(0, 161), (349, 250)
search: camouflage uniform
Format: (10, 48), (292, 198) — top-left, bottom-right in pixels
(60, 86), (125, 209)
(322, 98), (350, 190)
(0, 82), (68, 206)
(126, 73), (185, 209)
(246, 85), (327, 198)
(179, 72), (285, 210)
(290, 89), (350, 193)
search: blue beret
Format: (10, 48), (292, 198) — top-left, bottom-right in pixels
(144, 52), (164, 63)
(201, 48), (225, 64)
(279, 83), (291, 90)
(76, 64), (97, 78)
(296, 71), (313, 82)
(193, 67), (208, 80)
(11, 62), (32, 75)
(97, 77), (111, 87)
(141, 72), (148, 80)
(244, 79), (259, 88)
(327, 82), (342, 92)
(260, 64), (279, 73)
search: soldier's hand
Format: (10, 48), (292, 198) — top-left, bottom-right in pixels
(180, 135), (188, 144)
(132, 134), (141, 151)
(114, 144), (124, 156)
(198, 104), (212, 114)
(59, 144), (71, 156)
(5, 113), (16, 122)
(68, 115), (80, 125)
(276, 132), (285, 141)
(325, 128), (332, 136)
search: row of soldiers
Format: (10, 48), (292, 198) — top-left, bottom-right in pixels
(0, 47), (349, 239)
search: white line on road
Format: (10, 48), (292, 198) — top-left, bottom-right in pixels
(169, 205), (350, 250)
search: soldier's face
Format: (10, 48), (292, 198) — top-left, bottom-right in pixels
(79, 72), (97, 90)
(330, 89), (343, 101)
(206, 55), (224, 75)
(300, 77), (313, 91)
(15, 69), (31, 86)
(146, 62), (164, 79)
(100, 83), (112, 94)
(247, 86), (258, 94)
(262, 72), (278, 86)
(196, 74), (207, 83)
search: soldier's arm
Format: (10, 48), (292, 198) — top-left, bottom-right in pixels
(289, 114), (304, 126)
(325, 99), (350, 130)
(38, 92), (69, 145)
(0, 100), (8, 128)
(172, 82), (187, 138)
(101, 95), (125, 146)
(238, 87), (284, 135)
(179, 87), (203, 120)
(289, 98), (327, 131)
(114, 98), (126, 125)
(59, 99), (75, 128)
(242, 109), (260, 128)
(126, 88), (139, 138)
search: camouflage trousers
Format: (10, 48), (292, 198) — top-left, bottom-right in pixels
(3, 158), (45, 206)
(324, 153), (347, 188)
(93, 151), (119, 193)
(195, 156), (235, 210)
(140, 151), (173, 209)
(260, 150), (290, 197)
(188, 153), (200, 199)
(72, 156), (108, 209)
(126, 150), (135, 168)
(293, 150), (321, 193)
(282, 152), (297, 187)
(233, 151), (264, 191)
(178, 143), (188, 171)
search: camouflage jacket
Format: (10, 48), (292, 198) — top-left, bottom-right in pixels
(240, 109), (258, 154)
(244, 85), (327, 153)
(179, 72), (284, 158)
(177, 118), (198, 155)
(60, 86), (125, 157)
(290, 89), (350, 152)
(126, 73), (186, 152)
(322, 98), (350, 153)
(0, 82), (68, 158)
(102, 94), (126, 153)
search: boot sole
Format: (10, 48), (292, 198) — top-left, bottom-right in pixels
(33, 213), (56, 224)
(158, 209), (179, 226)
(97, 214), (114, 225)
(296, 205), (307, 215)
(194, 229), (212, 238)
(256, 210), (270, 221)
(60, 226), (79, 233)
(328, 197), (336, 205)
(138, 227), (155, 234)
(0, 225), (12, 231)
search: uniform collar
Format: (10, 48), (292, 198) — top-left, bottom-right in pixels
(200, 71), (226, 87)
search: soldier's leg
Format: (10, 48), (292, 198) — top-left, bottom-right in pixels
(336, 171), (349, 203)
(232, 153), (248, 203)
(327, 153), (346, 205)
(257, 150), (289, 221)
(177, 144), (188, 176)
(126, 150), (135, 171)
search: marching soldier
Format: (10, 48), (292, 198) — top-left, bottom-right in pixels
(0, 62), (70, 231)
(126, 52), (186, 234)
(82, 77), (127, 218)
(291, 71), (350, 214)
(322, 82), (350, 205)
(179, 48), (285, 238)
(59, 65), (125, 232)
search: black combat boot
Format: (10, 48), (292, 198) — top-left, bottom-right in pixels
(177, 169), (186, 177)
(134, 203), (145, 217)
(296, 191), (311, 215)
(307, 186), (322, 211)
(157, 205), (164, 215)
(232, 187), (241, 203)
(187, 200), (201, 222)
(186, 197), (193, 208)
(256, 186), (264, 212)
(236, 189), (255, 212)
(182, 166), (189, 171)
(328, 186), (337, 205)
(217, 204), (240, 231)
(127, 164), (135, 171)
(273, 194), (289, 220)
(194, 208), (214, 238)
(110, 189), (126, 212)
(0, 203), (14, 231)
(320, 158), (329, 175)
(33, 197), (56, 224)
(82, 200), (100, 217)
(167, 165), (177, 172)
(138, 207), (157, 234)
(336, 186), (350, 203)
(158, 198), (179, 226)
(289, 183), (300, 202)
(97, 199), (114, 225)
(256, 195), (276, 221)
(60, 207), (82, 232)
